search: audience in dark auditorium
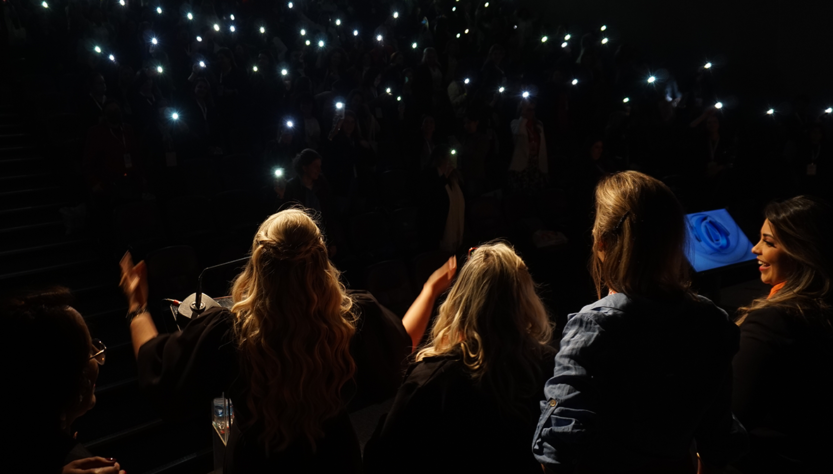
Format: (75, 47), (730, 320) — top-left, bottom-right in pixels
(3, 0), (833, 472)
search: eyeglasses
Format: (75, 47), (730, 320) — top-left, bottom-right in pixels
(89, 338), (107, 366)
(468, 247), (478, 258)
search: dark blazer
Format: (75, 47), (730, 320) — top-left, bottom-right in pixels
(732, 306), (833, 474)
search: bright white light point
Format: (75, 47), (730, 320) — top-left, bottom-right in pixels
(213, 24), (220, 31)
(336, 102), (343, 109)
(196, 36), (202, 42)
(499, 87), (505, 93)
(464, 78), (470, 84)
(452, 7), (456, 11)
(157, 66), (163, 73)
(274, 168), (284, 177)
(601, 25), (607, 31)
(766, 109), (774, 115)
(393, 12), (399, 18)
(230, 15), (235, 21)
(377, 35), (382, 42)
(156, 6), (161, 14)
(514, 25), (517, 29)
(397, 96), (401, 101)
(353, 30), (358, 36)
(288, 2), (293, 8)
(119, 0), (125, 5)
(647, 76), (656, 83)
(601, 38), (609, 44)
(561, 42), (568, 48)
(465, 29), (470, 34)
(286, 121), (294, 127)
(451, 149), (457, 155)
(199, 61), (206, 68)
(41, 1), (48, 8)
(386, 88), (391, 94)
(715, 102), (723, 109)
(260, 27), (265, 34)
(522, 91), (530, 98)
(281, 69), (288, 76)
(336, 19), (341, 26)
(412, 42), (418, 49)
(541, 36), (548, 43)
(456, 33), (461, 38)
(318, 40), (324, 47)
(253, 66), (258, 72)
(171, 113), (179, 120)
(300, 29), (306, 36)
(704, 62), (712, 69)
(485, 2), (489, 6)
(229, 26), (235, 32)
(564, 34), (571, 41)
(572, 79), (578, 85)
(305, 40), (310, 45)
(826, 108), (833, 114)
(187, 13), (193, 20)
(623, 97), (630, 103)
(94, 46), (101, 53)
(109, 55), (116, 62)
(151, 37), (157, 45)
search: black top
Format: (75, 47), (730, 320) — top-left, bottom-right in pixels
(137, 290), (411, 473)
(732, 306), (833, 473)
(364, 352), (556, 474)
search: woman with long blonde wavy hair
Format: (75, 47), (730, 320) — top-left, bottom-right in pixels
(364, 242), (555, 473)
(119, 208), (455, 472)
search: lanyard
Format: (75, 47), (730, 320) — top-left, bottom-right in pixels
(709, 137), (720, 160)
(90, 94), (104, 111)
(108, 126), (127, 151)
(196, 100), (207, 120)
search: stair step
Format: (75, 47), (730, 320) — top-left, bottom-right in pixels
(0, 156), (49, 174)
(0, 171), (70, 192)
(0, 220), (67, 248)
(142, 447), (213, 474)
(0, 186), (68, 210)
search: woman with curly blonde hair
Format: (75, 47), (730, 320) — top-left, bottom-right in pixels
(120, 208), (455, 472)
(364, 242), (555, 473)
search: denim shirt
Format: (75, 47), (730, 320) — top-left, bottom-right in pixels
(532, 293), (747, 473)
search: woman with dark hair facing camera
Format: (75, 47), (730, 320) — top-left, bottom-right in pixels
(533, 171), (747, 474)
(732, 196), (833, 474)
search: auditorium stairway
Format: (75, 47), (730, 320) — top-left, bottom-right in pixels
(0, 94), (214, 472)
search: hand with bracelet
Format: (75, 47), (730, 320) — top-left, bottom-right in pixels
(119, 252), (158, 359)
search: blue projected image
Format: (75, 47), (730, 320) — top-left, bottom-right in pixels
(685, 209), (756, 272)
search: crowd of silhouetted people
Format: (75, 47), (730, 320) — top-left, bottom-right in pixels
(3, 0), (833, 473)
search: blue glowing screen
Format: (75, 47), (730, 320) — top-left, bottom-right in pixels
(685, 209), (756, 272)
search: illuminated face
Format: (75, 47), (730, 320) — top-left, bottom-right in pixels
(751, 219), (796, 286)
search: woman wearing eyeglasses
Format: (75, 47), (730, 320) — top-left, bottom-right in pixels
(732, 196), (833, 474)
(533, 171), (747, 474)
(364, 242), (555, 473)
(2, 287), (123, 474)
(119, 208), (457, 473)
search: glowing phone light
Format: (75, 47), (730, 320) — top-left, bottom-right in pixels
(252, 65), (258, 72)
(286, 120), (294, 128)
(715, 102), (723, 109)
(541, 36), (548, 43)
(119, 0), (125, 5)
(386, 87), (392, 94)
(281, 69), (288, 76)
(464, 78), (470, 84)
(305, 40), (310, 46)
(213, 24), (220, 31)
(156, 6), (162, 14)
(499, 86), (505, 93)
(572, 79), (578, 85)
(151, 37), (158, 45)
(393, 12), (399, 19)
(456, 33), (461, 38)
(157, 66), (163, 73)
(41, 1), (48, 8)
(274, 168), (284, 177)
(171, 112), (179, 120)
(336, 102), (344, 109)
(601, 25), (607, 31)
(260, 26), (266, 34)
(766, 108), (774, 115)
(826, 108), (833, 114)
(288, 2), (293, 8)
(452, 6), (456, 11)
(647, 76), (656, 83)
(623, 97), (630, 103)
(229, 25), (235, 32)
(451, 149), (457, 155)
(561, 42), (568, 48)
(485, 2), (489, 7)
(377, 34), (383, 42)
(564, 34), (571, 41)
(412, 42), (418, 49)
(196, 36), (203, 42)
(336, 19), (341, 26)
(109, 54), (116, 62)
(318, 40), (325, 47)
(187, 13), (193, 20)
(522, 91), (530, 98)
(230, 14), (235, 21)
(465, 29), (470, 34)
(94, 45), (102, 53)
(704, 62), (712, 69)
(601, 37), (609, 44)
(199, 61), (206, 68)
(300, 29), (306, 36)
(353, 30), (359, 36)
(397, 96), (402, 102)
